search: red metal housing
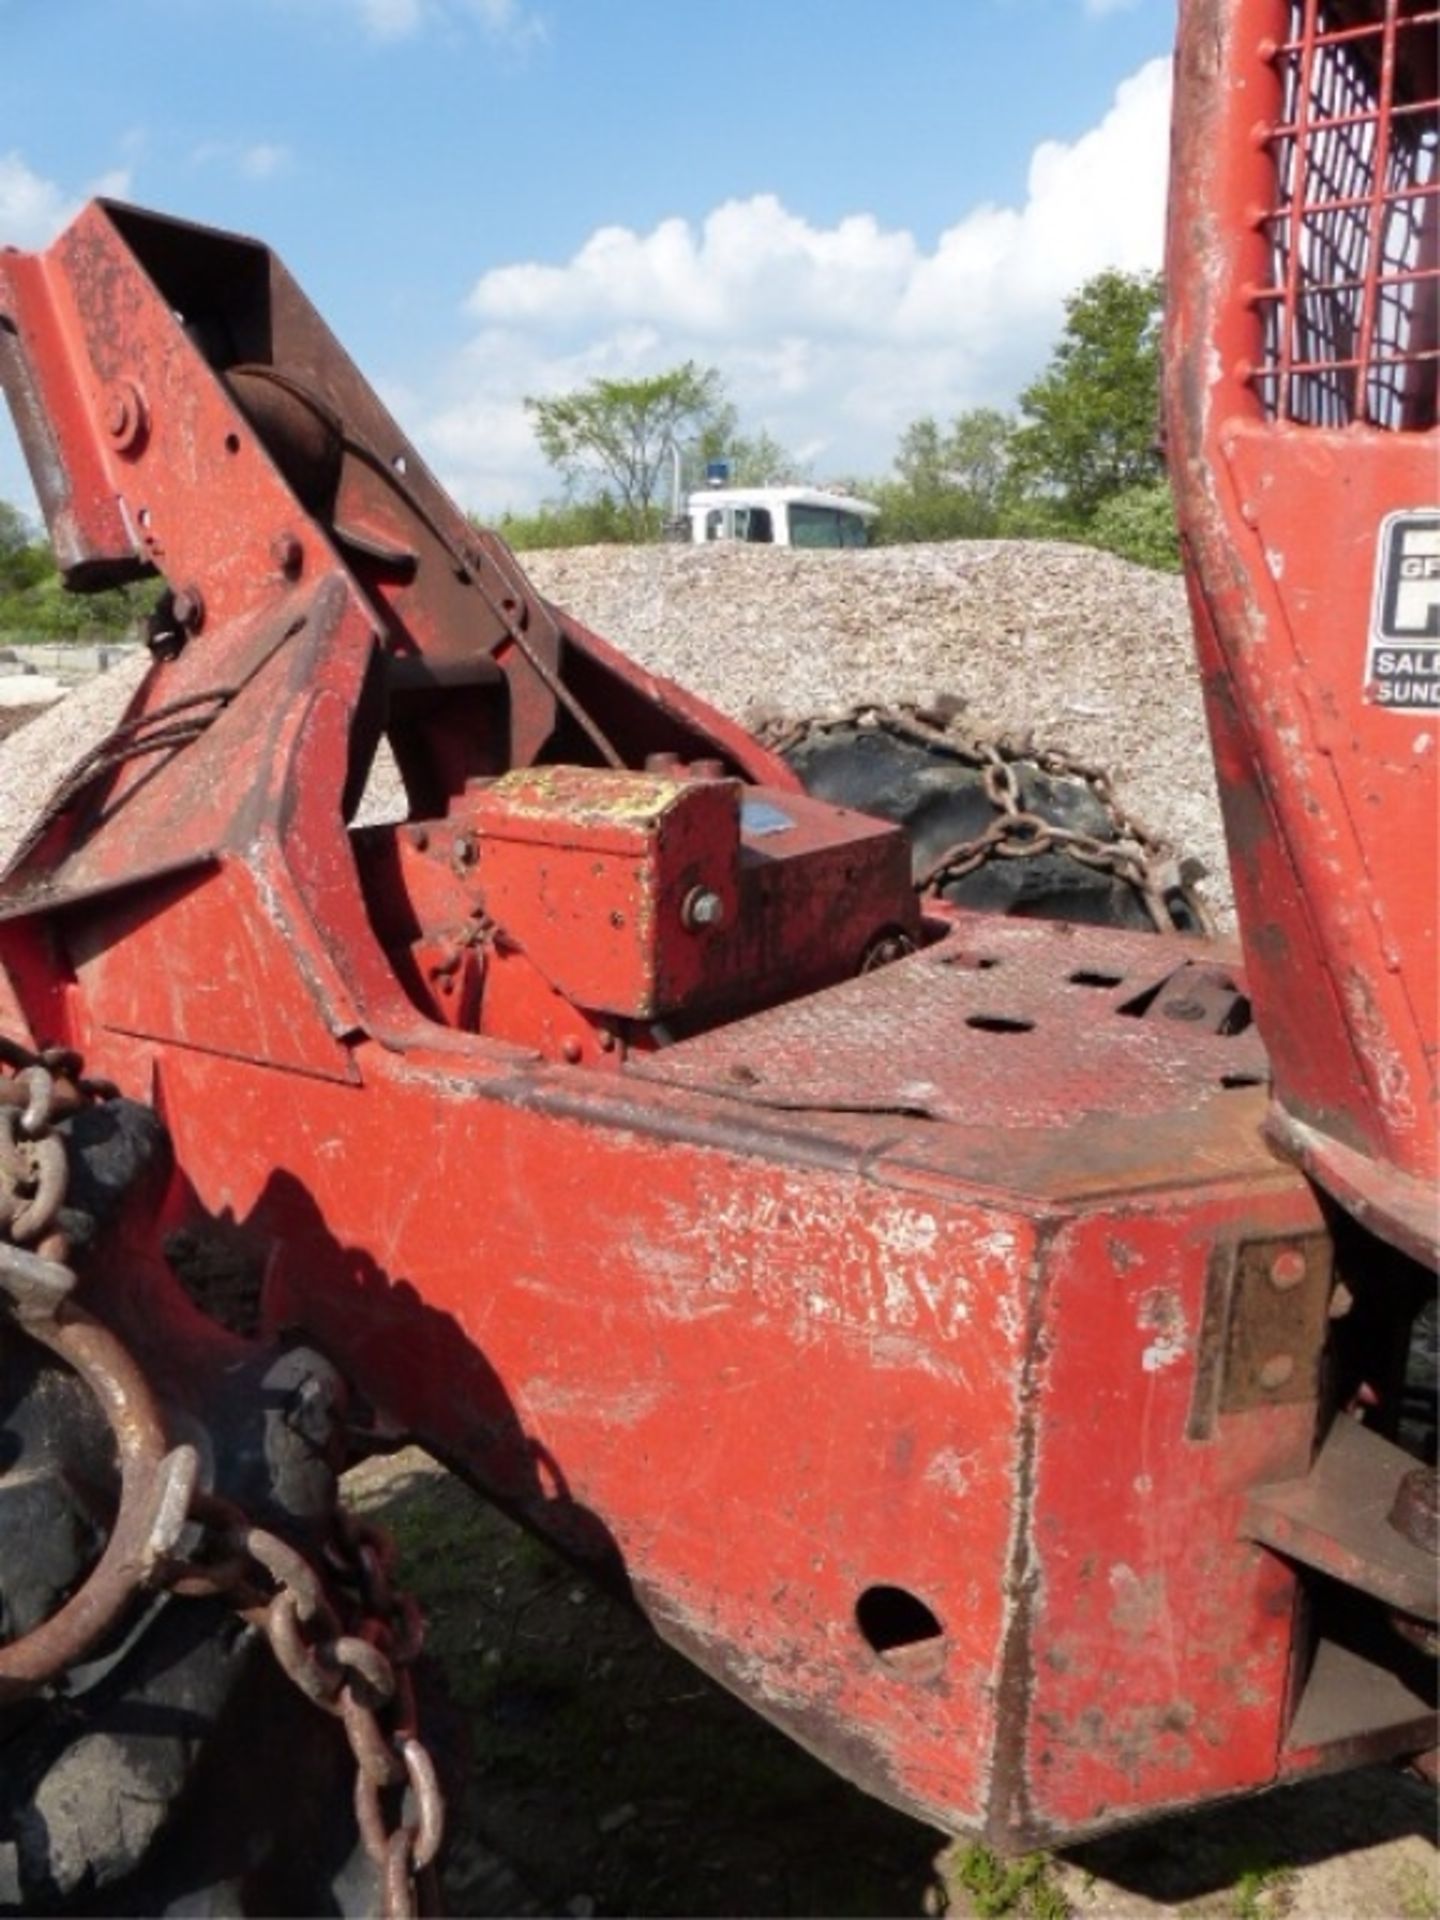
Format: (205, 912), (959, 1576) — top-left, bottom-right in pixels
(1165, 0), (1439, 1263)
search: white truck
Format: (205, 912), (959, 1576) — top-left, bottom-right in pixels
(685, 485), (879, 549)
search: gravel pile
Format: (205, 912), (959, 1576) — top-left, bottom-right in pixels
(0, 653), (149, 873)
(0, 541), (1233, 923)
(528, 540), (1233, 924)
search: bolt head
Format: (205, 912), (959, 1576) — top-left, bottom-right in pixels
(1160, 995), (1207, 1022)
(271, 532), (303, 578)
(861, 932), (917, 974)
(102, 380), (147, 455)
(1268, 1249), (1307, 1292)
(682, 886), (725, 931)
(171, 586), (205, 634)
(147, 626), (185, 663)
(1258, 1353), (1296, 1391)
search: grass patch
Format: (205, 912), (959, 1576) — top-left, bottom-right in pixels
(943, 1843), (1071, 1919)
(1393, 1858), (1440, 1920)
(1229, 1858), (1298, 1920)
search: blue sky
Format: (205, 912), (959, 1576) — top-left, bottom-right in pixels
(0, 0), (1176, 518)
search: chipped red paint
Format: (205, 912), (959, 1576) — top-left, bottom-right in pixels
(0, 164), (1432, 1853)
(1165, 0), (1439, 1263)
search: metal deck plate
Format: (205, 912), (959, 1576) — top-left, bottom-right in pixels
(628, 917), (1269, 1133)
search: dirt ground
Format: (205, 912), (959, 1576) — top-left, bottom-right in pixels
(347, 1451), (1438, 1920)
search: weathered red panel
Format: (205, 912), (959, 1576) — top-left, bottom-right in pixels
(1166, 0), (1439, 1258)
(66, 979), (1329, 1843)
(1024, 1200), (1319, 1832)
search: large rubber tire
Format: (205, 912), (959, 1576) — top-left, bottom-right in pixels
(783, 718), (1202, 933)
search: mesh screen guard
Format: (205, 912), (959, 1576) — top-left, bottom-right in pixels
(1252, 0), (1438, 428)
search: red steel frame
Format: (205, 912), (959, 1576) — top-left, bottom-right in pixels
(1166, 0), (1439, 1263)
(0, 1), (1433, 1848)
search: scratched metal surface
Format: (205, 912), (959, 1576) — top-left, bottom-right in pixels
(628, 916), (1269, 1132)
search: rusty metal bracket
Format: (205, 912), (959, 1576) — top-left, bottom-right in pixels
(1243, 1414), (1438, 1623)
(0, 1299), (199, 1701)
(1189, 1233), (1334, 1438)
(0, 1076), (199, 1702)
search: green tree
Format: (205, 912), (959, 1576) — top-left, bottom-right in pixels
(525, 363), (731, 536)
(892, 415), (947, 495)
(862, 273), (1178, 564)
(1086, 481), (1181, 572)
(14, 569), (156, 638)
(1009, 269), (1165, 521)
(490, 494), (636, 552)
(0, 501), (48, 596)
(871, 407), (1016, 543)
(998, 271), (1179, 567)
(944, 408), (1015, 518)
(0, 499), (30, 556)
(896, 408), (1013, 516)
(693, 424), (804, 490)
(0, 496), (160, 638)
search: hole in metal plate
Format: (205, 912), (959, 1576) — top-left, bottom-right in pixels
(855, 1585), (946, 1680)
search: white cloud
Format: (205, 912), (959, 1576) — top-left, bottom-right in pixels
(415, 57), (1172, 513)
(0, 154), (78, 250)
(335, 0), (545, 45)
(355, 0), (422, 34)
(191, 139), (293, 181)
(0, 153), (133, 249)
(241, 142), (291, 179)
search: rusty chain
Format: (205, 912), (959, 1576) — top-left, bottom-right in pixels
(757, 700), (1215, 936)
(171, 1492), (445, 1916)
(0, 1038), (443, 1916)
(0, 1040), (198, 1704)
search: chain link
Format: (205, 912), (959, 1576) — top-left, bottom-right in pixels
(174, 1494), (447, 1913)
(0, 1041), (197, 1701)
(0, 1039), (95, 1252)
(0, 1038), (443, 1914)
(757, 700), (1215, 936)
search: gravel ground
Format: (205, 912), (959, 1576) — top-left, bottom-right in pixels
(0, 652), (149, 872)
